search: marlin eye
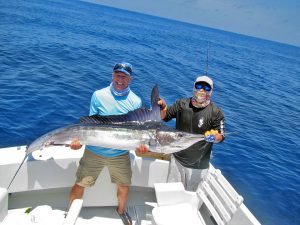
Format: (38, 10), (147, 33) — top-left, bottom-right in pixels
(178, 133), (184, 138)
(149, 138), (157, 146)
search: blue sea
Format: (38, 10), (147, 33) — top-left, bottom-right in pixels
(1, 0), (300, 224)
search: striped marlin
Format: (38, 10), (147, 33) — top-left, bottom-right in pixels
(27, 85), (204, 155)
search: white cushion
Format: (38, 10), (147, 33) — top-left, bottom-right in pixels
(152, 203), (205, 225)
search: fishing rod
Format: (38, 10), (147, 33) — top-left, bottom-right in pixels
(7, 149), (29, 190)
(6, 143), (60, 190)
(7, 143), (54, 190)
(205, 42), (210, 76)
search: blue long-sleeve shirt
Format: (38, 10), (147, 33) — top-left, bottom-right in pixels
(86, 86), (142, 157)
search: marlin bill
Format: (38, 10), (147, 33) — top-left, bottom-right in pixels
(27, 85), (204, 155)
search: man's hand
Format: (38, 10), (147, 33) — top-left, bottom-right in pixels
(204, 129), (222, 143)
(135, 144), (149, 154)
(158, 98), (167, 111)
(158, 98), (167, 119)
(70, 138), (82, 150)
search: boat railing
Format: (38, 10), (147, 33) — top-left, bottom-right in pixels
(196, 167), (244, 225)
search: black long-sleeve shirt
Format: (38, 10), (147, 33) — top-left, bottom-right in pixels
(164, 98), (225, 169)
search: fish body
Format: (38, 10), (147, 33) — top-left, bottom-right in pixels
(27, 85), (204, 155)
(27, 122), (204, 154)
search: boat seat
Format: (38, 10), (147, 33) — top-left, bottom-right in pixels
(152, 182), (205, 225)
(152, 168), (244, 225)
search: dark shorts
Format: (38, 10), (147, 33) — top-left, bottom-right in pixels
(76, 149), (132, 187)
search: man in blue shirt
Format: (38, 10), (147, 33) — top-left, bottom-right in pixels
(69, 62), (142, 225)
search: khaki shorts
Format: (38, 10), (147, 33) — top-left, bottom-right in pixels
(76, 149), (132, 187)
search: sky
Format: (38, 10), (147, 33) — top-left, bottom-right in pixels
(84, 0), (300, 47)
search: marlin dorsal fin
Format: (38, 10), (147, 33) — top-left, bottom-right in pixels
(80, 85), (161, 124)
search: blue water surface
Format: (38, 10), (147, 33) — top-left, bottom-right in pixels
(1, 0), (300, 224)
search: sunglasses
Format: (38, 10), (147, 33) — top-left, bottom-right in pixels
(113, 63), (133, 76)
(195, 83), (211, 91)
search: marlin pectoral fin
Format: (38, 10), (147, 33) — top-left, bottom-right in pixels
(80, 85), (161, 124)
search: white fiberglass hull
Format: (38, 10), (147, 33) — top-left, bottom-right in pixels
(0, 145), (260, 225)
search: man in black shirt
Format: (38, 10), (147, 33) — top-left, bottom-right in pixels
(159, 75), (225, 191)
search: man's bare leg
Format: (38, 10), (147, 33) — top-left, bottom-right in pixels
(116, 185), (132, 225)
(117, 185), (129, 213)
(68, 184), (85, 209)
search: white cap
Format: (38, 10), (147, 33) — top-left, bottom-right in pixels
(194, 76), (213, 89)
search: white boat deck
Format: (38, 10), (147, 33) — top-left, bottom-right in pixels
(6, 186), (157, 225)
(0, 145), (261, 225)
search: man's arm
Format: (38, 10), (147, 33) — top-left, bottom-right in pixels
(214, 133), (224, 143)
(205, 106), (225, 143)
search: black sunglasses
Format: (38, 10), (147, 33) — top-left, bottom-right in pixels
(113, 63), (133, 76)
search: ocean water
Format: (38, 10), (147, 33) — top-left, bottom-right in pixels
(1, 0), (300, 224)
